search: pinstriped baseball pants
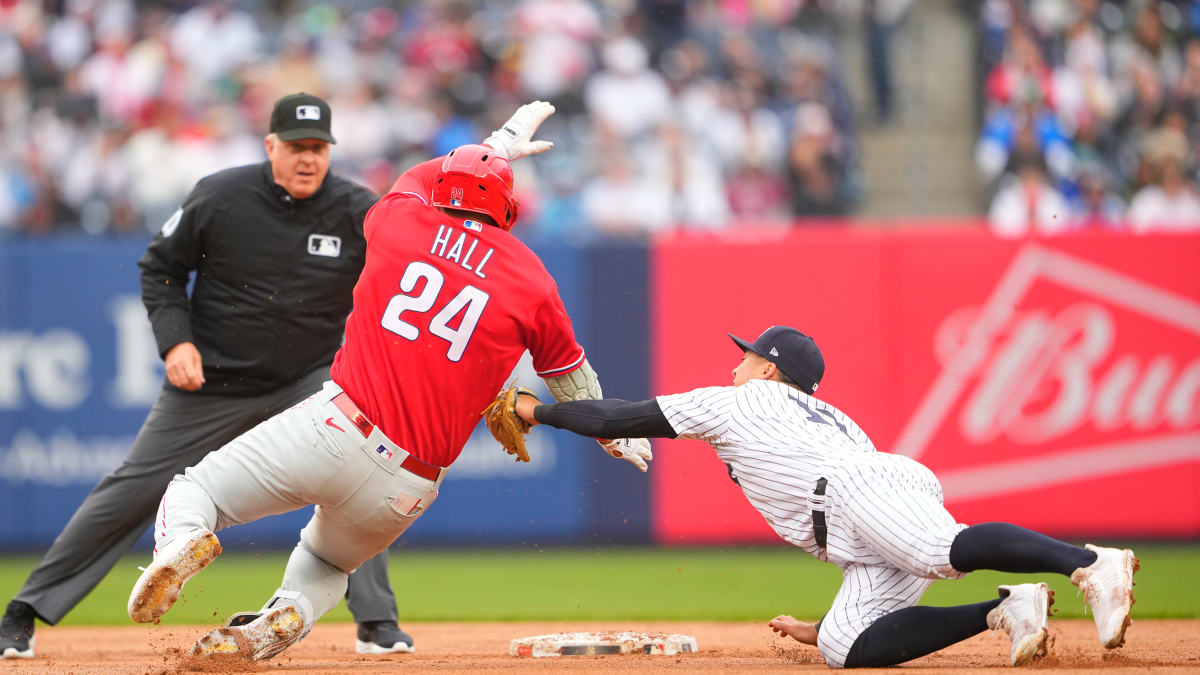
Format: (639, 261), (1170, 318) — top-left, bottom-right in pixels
(816, 453), (968, 668)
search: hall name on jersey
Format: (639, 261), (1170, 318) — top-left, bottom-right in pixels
(430, 224), (493, 279)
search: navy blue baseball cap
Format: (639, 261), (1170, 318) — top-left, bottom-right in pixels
(729, 326), (825, 395)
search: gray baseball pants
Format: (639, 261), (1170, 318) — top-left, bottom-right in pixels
(153, 380), (441, 631)
(14, 366), (398, 625)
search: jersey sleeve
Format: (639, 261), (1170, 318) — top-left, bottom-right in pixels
(137, 180), (213, 358)
(527, 287), (585, 377)
(386, 157), (443, 204)
(366, 157), (445, 240)
(655, 386), (738, 443)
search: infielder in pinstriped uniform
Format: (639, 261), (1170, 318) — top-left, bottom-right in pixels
(515, 325), (1140, 668)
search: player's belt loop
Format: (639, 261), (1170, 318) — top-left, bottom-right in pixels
(332, 393), (374, 437)
(813, 477), (828, 549)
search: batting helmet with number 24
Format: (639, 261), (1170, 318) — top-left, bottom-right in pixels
(432, 144), (519, 231)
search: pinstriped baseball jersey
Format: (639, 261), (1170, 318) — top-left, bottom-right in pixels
(656, 379), (876, 558)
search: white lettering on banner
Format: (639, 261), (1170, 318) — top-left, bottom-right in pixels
(0, 429), (130, 485)
(894, 244), (1200, 501)
(108, 295), (163, 407)
(449, 430), (557, 479)
(0, 330), (90, 410)
(0, 294), (160, 411)
(938, 303), (1200, 444)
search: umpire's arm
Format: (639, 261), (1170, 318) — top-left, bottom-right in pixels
(519, 397), (678, 439)
(138, 184), (210, 388)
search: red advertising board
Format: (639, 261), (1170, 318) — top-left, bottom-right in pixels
(651, 227), (1200, 543)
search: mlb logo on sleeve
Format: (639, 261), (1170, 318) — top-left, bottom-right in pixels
(296, 105), (321, 120)
(308, 234), (341, 257)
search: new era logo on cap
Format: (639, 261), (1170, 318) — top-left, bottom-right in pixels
(296, 105), (321, 120)
(728, 325), (825, 395)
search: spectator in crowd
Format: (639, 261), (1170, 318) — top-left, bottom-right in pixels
(788, 102), (851, 217)
(987, 152), (1071, 237)
(1070, 162), (1126, 230)
(584, 37), (671, 140)
(1128, 135), (1200, 232)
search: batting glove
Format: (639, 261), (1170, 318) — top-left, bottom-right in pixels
(483, 100), (556, 161)
(598, 438), (653, 472)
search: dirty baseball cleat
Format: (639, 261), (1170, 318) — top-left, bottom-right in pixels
(128, 530), (222, 624)
(356, 620), (415, 654)
(986, 583), (1053, 666)
(1071, 544), (1139, 649)
(0, 600), (35, 659)
(192, 605), (303, 661)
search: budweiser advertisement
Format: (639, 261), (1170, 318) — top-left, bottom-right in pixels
(651, 228), (1200, 543)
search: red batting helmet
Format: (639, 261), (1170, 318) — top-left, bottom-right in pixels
(431, 144), (519, 231)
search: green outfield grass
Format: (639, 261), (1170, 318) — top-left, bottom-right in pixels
(1, 545), (1196, 625)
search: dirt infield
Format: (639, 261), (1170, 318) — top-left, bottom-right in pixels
(1, 620), (1197, 673)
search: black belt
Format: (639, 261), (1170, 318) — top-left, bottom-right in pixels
(813, 477), (828, 549)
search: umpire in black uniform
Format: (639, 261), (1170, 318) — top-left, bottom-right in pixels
(0, 94), (413, 660)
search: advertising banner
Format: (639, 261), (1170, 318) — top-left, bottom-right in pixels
(0, 238), (645, 550)
(651, 228), (1200, 543)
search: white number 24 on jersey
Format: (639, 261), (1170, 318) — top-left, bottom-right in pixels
(380, 261), (489, 362)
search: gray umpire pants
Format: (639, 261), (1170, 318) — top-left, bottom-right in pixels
(13, 365), (397, 625)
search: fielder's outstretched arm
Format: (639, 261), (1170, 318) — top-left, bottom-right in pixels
(518, 396), (677, 439)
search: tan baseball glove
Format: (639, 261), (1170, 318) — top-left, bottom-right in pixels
(482, 385), (540, 462)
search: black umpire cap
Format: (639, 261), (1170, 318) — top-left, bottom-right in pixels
(269, 93), (336, 143)
(729, 326), (825, 395)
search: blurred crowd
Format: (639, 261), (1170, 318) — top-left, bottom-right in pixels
(0, 0), (865, 240)
(979, 0), (1200, 235)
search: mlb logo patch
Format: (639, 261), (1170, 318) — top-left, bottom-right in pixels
(463, 219), (482, 232)
(296, 105), (321, 120)
(449, 187), (463, 207)
(308, 234), (341, 258)
(375, 444), (394, 461)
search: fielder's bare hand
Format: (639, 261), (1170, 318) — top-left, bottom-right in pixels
(769, 615), (818, 646)
(165, 342), (205, 391)
(484, 101), (556, 161)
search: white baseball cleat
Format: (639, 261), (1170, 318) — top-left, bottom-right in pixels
(986, 582), (1053, 666)
(191, 605), (304, 661)
(1071, 544), (1139, 648)
(127, 530), (222, 624)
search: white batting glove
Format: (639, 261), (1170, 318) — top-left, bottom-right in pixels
(598, 438), (653, 472)
(483, 100), (556, 161)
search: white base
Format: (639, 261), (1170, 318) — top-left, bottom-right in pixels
(511, 631), (698, 658)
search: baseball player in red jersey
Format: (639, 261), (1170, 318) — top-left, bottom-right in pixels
(123, 103), (652, 661)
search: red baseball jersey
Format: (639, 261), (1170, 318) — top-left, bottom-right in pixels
(330, 159), (584, 467)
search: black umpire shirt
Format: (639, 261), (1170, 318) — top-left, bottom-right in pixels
(139, 162), (377, 396)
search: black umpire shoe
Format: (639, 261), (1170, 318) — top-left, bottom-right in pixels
(0, 600), (35, 659)
(356, 620), (415, 654)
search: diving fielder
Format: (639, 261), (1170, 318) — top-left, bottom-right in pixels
(513, 325), (1139, 668)
(124, 104), (652, 661)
